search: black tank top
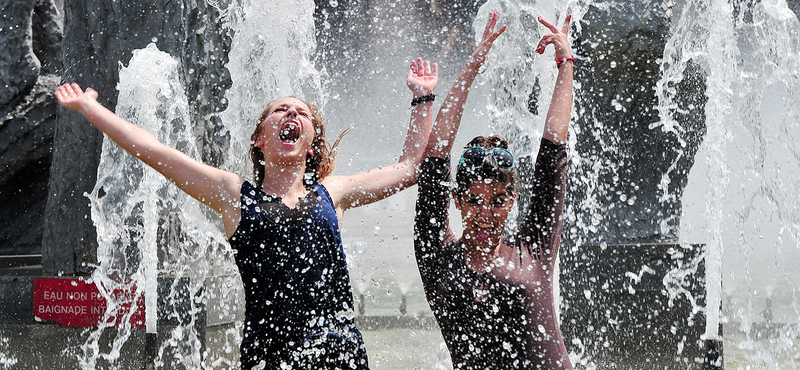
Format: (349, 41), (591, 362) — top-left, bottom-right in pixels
(229, 181), (368, 369)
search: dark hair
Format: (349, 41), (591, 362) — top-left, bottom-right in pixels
(454, 135), (519, 196)
(249, 97), (348, 188)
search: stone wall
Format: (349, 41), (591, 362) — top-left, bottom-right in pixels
(0, 0), (63, 256)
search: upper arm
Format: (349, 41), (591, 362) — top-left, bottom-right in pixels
(136, 143), (244, 234)
(516, 141), (568, 261)
(321, 160), (418, 211)
(413, 157), (455, 278)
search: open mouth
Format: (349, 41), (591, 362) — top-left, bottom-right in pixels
(474, 220), (493, 230)
(279, 121), (301, 144)
(472, 222), (494, 241)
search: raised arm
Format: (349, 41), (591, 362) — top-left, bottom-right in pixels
(323, 59), (438, 211)
(537, 15), (573, 144)
(425, 12), (506, 159)
(514, 15), (574, 266)
(55, 83), (244, 236)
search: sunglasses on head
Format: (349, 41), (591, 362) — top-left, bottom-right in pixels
(458, 146), (514, 170)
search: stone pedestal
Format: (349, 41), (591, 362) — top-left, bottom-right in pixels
(560, 243), (722, 369)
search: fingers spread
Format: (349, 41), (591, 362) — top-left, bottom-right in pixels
(538, 16), (559, 33)
(535, 35), (553, 54)
(493, 24), (507, 40)
(483, 12), (498, 39)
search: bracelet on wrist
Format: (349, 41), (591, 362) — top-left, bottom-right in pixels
(411, 93), (436, 106)
(556, 57), (575, 68)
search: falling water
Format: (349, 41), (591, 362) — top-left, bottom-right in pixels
(218, 0), (323, 177)
(678, 0), (800, 367)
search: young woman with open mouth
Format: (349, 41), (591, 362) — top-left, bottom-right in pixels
(55, 56), (438, 369)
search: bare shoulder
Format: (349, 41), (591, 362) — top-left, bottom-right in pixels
(319, 174), (349, 203)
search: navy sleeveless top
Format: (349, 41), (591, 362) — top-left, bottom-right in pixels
(229, 181), (368, 369)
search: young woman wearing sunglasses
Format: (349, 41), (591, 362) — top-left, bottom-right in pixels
(414, 12), (574, 369)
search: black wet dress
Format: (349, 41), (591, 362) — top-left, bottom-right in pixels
(414, 139), (571, 369)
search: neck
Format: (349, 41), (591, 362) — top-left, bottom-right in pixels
(261, 162), (309, 207)
(463, 238), (498, 273)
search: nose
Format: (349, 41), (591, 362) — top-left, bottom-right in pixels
(477, 204), (495, 219)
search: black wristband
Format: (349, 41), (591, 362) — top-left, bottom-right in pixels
(411, 93), (436, 106)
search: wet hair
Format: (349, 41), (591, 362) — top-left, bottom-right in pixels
(454, 135), (519, 197)
(250, 97), (348, 188)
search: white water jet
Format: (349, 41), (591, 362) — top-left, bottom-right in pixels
(86, 43), (227, 368)
(678, 0), (800, 366)
(658, 0), (738, 343)
(218, 0), (323, 178)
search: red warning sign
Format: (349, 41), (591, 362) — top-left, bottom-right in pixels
(32, 278), (145, 328)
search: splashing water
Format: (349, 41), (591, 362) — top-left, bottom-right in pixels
(86, 43), (231, 368)
(219, 0), (323, 177)
(0, 335), (17, 369)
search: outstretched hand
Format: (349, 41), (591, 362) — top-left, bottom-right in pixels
(55, 83), (98, 112)
(469, 12), (507, 70)
(407, 57), (438, 96)
(536, 15), (572, 61)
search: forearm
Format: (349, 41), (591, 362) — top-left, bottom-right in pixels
(542, 61), (573, 144)
(399, 99), (434, 165)
(78, 99), (167, 164)
(426, 58), (481, 158)
(426, 12), (505, 158)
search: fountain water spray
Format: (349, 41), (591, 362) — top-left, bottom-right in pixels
(218, 0), (324, 177)
(86, 43), (228, 368)
(680, 0), (800, 366)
